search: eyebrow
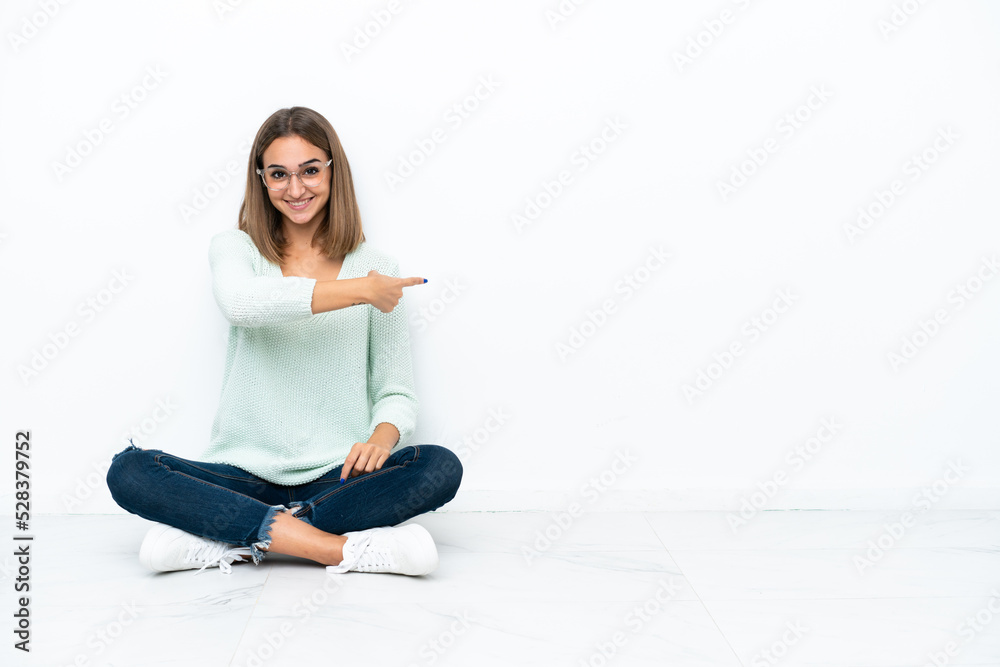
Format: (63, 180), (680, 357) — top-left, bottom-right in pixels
(265, 158), (322, 169)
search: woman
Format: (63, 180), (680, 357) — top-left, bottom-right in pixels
(106, 106), (462, 576)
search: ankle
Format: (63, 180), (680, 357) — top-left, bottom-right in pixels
(325, 534), (348, 566)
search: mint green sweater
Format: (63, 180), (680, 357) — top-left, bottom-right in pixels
(198, 229), (418, 485)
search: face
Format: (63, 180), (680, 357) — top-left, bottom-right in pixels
(259, 135), (331, 232)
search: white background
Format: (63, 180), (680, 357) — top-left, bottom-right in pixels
(2, 0), (999, 514)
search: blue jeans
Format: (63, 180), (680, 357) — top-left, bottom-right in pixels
(105, 441), (463, 565)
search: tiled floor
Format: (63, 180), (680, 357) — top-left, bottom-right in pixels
(7, 510), (1000, 666)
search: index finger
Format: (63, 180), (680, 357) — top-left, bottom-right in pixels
(340, 450), (358, 482)
(400, 276), (427, 287)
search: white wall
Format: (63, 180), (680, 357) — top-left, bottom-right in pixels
(2, 0), (999, 515)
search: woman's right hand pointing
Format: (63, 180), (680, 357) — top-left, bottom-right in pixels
(365, 270), (426, 313)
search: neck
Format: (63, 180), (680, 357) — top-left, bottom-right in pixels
(281, 218), (323, 254)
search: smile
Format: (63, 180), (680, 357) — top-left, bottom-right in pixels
(286, 197), (313, 210)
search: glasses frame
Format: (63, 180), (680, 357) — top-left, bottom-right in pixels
(256, 159), (333, 191)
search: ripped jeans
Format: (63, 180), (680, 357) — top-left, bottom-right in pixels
(105, 441), (463, 565)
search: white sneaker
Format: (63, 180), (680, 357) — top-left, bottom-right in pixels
(326, 524), (438, 576)
(139, 523), (252, 575)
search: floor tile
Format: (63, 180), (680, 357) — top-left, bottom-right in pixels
(644, 510), (1000, 551)
(670, 547), (1000, 600)
(702, 597), (1000, 666)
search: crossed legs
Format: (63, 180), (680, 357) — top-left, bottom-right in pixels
(106, 442), (463, 567)
(262, 509), (347, 566)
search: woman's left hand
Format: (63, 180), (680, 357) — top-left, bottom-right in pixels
(340, 441), (392, 481)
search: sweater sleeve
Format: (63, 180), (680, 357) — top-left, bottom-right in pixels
(367, 256), (419, 445)
(208, 229), (317, 328)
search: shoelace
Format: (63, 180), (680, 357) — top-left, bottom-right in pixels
(327, 532), (394, 574)
(327, 533), (371, 574)
(353, 545), (395, 572)
(185, 539), (251, 575)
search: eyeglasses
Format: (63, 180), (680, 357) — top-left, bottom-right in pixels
(256, 159), (333, 191)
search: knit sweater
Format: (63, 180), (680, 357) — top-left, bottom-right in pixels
(198, 228), (418, 486)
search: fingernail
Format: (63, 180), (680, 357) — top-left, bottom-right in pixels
(340, 477), (345, 484)
(423, 278), (428, 283)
